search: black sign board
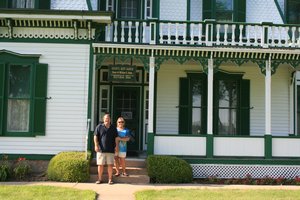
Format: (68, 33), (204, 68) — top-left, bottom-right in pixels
(109, 65), (136, 82)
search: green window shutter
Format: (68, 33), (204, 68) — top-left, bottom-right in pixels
(0, 63), (5, 135)
(240, 79), (250, 135)
(234, 0), (246, 22)
(98, 0), (106, 11)
(38, 0), (50, 9)
(203, 0), (214, 20)
(179, 78), (189, 134)
(33, 63), (48, 136)
(0, 0), (8, 8)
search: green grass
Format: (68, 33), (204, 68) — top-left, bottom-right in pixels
(0, 185), (96, 200)
(135, 189), (300, 200)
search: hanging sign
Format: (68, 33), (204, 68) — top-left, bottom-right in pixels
(109, 65), (136, 82)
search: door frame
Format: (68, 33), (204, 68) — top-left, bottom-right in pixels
(112, 85), (143, 151)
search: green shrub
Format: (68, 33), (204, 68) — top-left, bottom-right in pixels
(146, 155), (193, 183)
(13, 157), (31, 180)
(47, 151), (90, 182)
(0, 155), (12, 181)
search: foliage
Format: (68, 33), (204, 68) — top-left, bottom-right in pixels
(146, 155), (193, 183)
(196, 174), (300, 185)
(0, 155), (12, 181)
(0, 185), (96, 200)
(47, 151), (90, 182)
(13, 157), (31, 180)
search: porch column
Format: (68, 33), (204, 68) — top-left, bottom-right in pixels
(147, 56), (155, 155)
(265, 57), (272, 159)
(206, 57), (214, 158)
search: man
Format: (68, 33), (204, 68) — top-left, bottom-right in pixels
(94, 114), (118, 184)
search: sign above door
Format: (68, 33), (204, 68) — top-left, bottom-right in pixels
(109, 65), (136, 82)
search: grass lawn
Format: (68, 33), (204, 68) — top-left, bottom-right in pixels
(135, 189), (300, 200)
(0, 185), (96, 200)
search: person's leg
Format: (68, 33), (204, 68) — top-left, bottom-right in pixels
(96, 152), (105, 183)
(114, 156), (120, 176)
(107, 153), (115, 184)
(120, 157), (127, 175)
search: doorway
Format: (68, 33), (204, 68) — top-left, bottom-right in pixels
(112, 86), (141, 152)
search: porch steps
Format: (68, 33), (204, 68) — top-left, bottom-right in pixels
(89, 158), (150, 184)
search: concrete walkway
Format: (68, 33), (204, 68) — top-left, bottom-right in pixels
(1, 181), (299, 200)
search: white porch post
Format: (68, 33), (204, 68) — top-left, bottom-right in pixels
(147, 56), (155, 155)
(265, 56), (272, 158)
(207, 57), (214, 135)
(206, 57), (214, 158)
(148, 56), (155, 133)
(265, 58), (271, 135)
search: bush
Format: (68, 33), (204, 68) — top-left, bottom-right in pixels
(47, 151), (90, 182)
(13, 157), (31, 180)
(146, 155), (193, 183)
(0, 155), (12, 182)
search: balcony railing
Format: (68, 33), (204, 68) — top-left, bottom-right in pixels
(104, 19), (300, 48)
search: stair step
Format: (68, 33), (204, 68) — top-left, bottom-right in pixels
(90, 158), (146, 168)
(90, 166), (148, 175)
(89, 174), (150, 184)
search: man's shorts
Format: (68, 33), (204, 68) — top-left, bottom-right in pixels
(96, 152), (114, 165)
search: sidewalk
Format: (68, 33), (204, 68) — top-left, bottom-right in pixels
(1, 181), (299, 200)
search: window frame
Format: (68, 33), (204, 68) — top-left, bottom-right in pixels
(179, 71), (249, 136)
(0, 51), (48, 137)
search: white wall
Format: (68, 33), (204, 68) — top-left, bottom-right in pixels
(247, 0), (284, 24)
(160, 0), (187, 21)
(51, 0), (88, 10)
(0, 43), (90, 155)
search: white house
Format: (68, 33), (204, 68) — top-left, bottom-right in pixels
(1, 0), (300, 179)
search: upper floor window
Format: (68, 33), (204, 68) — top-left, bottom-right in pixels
(0, 0), (50, 9)
(12, 0), (34, 8)
(286, 0), (300, 24)
(107, 0), (114, 11)
(120, 0), (138, 19)
(145, 0), (152, 18)
(203, 0), (246, 22)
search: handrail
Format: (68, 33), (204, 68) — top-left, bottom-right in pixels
(103, 19), (300, 49)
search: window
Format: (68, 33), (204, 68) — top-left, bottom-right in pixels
(0, 50), (48, 137)
(287, 0), (300, 24)
(145, 0), (152, 18)
(179, 72), (250, 135)
(0, 0), (50, 9)
(120, 0), (138, 19)
(107, 0), (114, 11)
(12, 0), (34, 8)
(203, 0), (246, 22)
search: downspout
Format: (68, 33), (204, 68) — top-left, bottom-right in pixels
(86, 0), (93, 11)
(274, 0), (286, 23)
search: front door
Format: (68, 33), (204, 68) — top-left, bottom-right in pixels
(113, 86), (140, 152)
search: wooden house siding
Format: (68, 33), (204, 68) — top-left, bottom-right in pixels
(0, 43), (90, 155)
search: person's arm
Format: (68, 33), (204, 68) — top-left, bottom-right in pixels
(118, 137), (130, 142)
(115, 137), (119, 153)
(94, 135), (100, 152)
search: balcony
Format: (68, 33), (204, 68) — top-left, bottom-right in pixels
(103, 19), (300, 49)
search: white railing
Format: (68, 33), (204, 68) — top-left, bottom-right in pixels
(105, 19), (300, 48)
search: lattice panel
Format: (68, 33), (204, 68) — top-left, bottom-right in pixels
(192, 164), (300, 179)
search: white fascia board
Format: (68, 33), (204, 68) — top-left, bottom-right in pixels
(92, 43), (300, 55)
(0, 13), (112, 23)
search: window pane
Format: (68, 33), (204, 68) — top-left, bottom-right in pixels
(12, 0), (35, 8)
(218, 109), (236, 135)
(216, 0), (233, 11)
(216, 11), (233, 22)
(218, 80), (237, 107)
(7, 99), (30, 132)
(287, 0), (300, 24)
(9, 65), (31, 98)
(192, 80), (202, 107)
(192, 108), (201, 134)
(121, 0), (138, 19)
(218, 80), (237, 135)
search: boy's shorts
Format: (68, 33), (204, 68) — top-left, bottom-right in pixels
(96, 152), (114, 165)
